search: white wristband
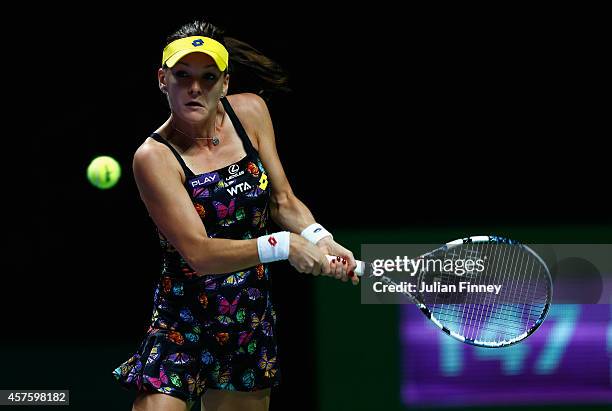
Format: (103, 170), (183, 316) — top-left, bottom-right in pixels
(300, 223), (333, 244)
(257, 231), (291, 263)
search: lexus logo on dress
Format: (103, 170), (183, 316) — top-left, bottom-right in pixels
(226, 163), (245, 181)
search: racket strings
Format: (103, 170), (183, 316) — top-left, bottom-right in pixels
(433, 304), (545, 321)
(432, 304), (547, 319)
(464, 243), (542, 341)
(424, 242), (550, 345)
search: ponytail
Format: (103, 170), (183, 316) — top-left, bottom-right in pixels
(165, 19), (291, 99)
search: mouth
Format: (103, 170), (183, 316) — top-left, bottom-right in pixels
(185, 101), (204, 107)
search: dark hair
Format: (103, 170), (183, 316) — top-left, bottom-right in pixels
(165, 19), (291, 99)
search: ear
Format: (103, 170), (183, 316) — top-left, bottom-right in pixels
(222, 73), (230, 96)
(158, 67), (168, 93)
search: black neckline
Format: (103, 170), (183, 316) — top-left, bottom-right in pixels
(150, 96), (258, 179)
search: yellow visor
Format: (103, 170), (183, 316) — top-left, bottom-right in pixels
(162, 36), (229, 71)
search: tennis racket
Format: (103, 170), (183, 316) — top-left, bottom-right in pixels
(328, 235), (552, 347)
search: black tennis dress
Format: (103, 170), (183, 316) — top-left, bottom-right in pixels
(113, 97), (280, 402)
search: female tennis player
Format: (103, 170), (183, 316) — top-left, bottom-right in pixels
(112, 19), (358, 411)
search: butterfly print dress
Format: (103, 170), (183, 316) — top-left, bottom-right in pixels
(113, 97), (280, 402)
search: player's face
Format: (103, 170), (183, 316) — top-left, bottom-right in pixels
(161, 53), (229, 122)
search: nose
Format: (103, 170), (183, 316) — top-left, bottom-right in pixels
(188, 78), (203, 96)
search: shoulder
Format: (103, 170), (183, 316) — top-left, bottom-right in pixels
(226, 93), (270, 122)
(133, 137), (170, 166)
(133, 136), (183, 181)
(226, 93), (273, 149)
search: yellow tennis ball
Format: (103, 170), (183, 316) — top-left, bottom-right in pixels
(87, 156), (121, 189)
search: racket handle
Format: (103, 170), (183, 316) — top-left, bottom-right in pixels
(325, 255), (366, 277)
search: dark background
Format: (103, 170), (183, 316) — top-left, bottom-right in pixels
(3, 6), (610, 410)
(11, 8), (608, 226)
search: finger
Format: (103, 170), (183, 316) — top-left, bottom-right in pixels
(326, 255), (349, 280)
(330, 256), (341, 279)
(336, 259), (348, 281)
(311, 261), (320, 276)
(347, 253), (357, 273)
(329, 258), (338, 277)
(339, 256), (349, 280)
(332, 258), (343, 279)
(334, 258), (344, 280)
(335, 259), (345, 278)
(320, 258), (331, 276)
(349, 270), (359, 285)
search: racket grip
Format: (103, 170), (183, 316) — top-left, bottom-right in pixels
(325, 255), (366, 277)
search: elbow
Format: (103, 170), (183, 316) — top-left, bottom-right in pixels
(186, 254), (207, 276)
(272, 191), (290, 207)
(182, 236), (212, 275)
(271, 190), (292, 215)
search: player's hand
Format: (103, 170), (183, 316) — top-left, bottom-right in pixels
(288, 233), (331, 276)
(316, 237), (359, 286)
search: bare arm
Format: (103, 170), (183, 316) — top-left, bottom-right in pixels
(133, 142), (262, 275)
(239, 93), (358, 283)
(238, 93), (316, 232)
(133, 136), (325, 276)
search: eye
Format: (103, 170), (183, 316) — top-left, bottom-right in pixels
(203, 73), (217, 81)
(174, 70), (189, 78)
